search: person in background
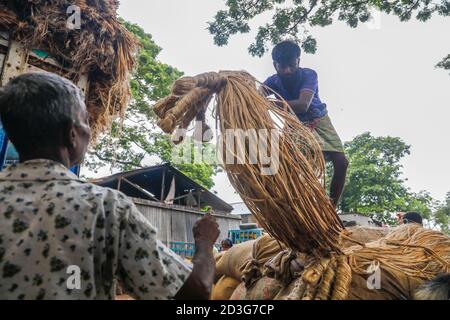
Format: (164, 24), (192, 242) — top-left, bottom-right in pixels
(0, 72), (220, 300)
(396, 212), (406, 224)
(401, 212), (423, 226)
(220, 238), (233, 252)
(261, 40), (348, 207)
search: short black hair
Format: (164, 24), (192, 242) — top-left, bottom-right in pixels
(0, 72), (84, 156)
(403, 212), (423, 225)
(221, 238), (233, 247)
(272, 40), (301, 64)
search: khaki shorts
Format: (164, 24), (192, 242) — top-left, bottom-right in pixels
(312, 114), (345, 153)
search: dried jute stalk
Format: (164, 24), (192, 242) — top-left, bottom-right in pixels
(155, 71), (344, 256)
(155, 72), (450, 301)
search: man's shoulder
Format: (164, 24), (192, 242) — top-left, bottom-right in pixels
(301, 67), (318, 77)
(263, 74), (279, 86)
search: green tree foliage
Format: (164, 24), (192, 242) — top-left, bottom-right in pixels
(332, 133), (446, 229)
(339, 132), (411, 224)
(208, 0), (450, 64)
(84, 20), (217, 189)
(437, 54), (450, 74)
(432, 192), (450, 234)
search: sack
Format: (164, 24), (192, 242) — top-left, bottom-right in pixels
(245, 276), (283, 300)
(211, 276), (241, 300)
(230, 277), (282, 300)
(241, 234), (285, 287)
(215, 240), (255, 282)
(264, 250), (301, 286)
(230, 282), (247, 300)
(347, 264), (423, 300)
(273, 278), (299, 300)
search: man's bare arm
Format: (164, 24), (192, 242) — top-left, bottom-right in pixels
(286, 90), (314, 114)
(174, 214), (219, 300)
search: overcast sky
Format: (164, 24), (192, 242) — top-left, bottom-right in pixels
(115, 0), (450, 204)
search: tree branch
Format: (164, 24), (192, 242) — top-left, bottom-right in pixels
(92, 151), (143, 168)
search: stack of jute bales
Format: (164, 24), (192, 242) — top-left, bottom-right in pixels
(211, 226), (392, 300)
(212, 225), (450, 300)
(212, 234), (285, 300)
(156, 72), (450, 300)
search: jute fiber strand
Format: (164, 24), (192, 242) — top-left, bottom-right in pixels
(155, 71), (450, 300)
(0, 0), (139, 141)
(346, 224), (450, 281)
(154, 71), (345, 256)
(278, 224), (449, 300)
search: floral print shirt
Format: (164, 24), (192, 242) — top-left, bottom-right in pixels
(0, 159), (191, 300)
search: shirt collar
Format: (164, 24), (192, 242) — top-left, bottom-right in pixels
(0, 159), (81, 182)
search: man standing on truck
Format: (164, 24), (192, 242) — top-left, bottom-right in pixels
(261, 40), (349, 207)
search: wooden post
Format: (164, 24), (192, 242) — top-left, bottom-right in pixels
(160, 166), (166, 203)
(117, 177), (122, 191)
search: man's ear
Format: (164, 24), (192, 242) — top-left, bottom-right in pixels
(63, 121), (77, 149)
(70, 125), (77, 149)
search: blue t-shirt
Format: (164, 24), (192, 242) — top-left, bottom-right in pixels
(263, 68), (327, 122)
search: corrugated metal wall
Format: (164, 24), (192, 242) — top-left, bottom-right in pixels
(133, 198), (241, 245)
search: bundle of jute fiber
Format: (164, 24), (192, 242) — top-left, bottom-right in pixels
(282, 224), (450, 300)
(155, 71), (365, 300)
(262, 226), (389, 288)
(221, 225), (449, 300)
(0, 0), (138, 140)
(154, 71), (345, 256)
(346, 224), (450, 283)
(275, 261), (434, 300)
(156, 71), (450, 300)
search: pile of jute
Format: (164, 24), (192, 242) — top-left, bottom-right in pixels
(0, 0), (138, 140)
(155, 71), (450, 300)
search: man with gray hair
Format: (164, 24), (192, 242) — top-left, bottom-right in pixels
(0, 72), (219, 300)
